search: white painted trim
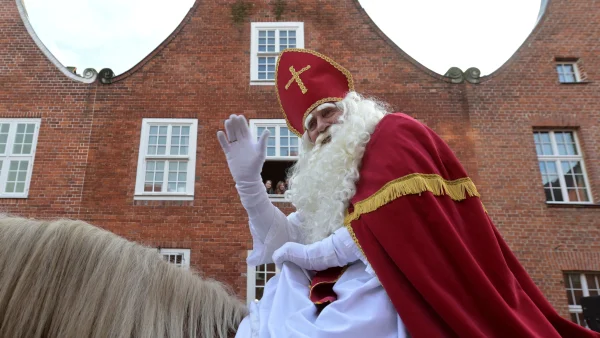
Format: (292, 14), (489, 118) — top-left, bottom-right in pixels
(160, 248), (191, 269)
(556, 62), (582, 83)
(0, 119), (41, 198)
(246, 250), (256, 304)
(536, 130), (593, 203)
(134, 118), (198, 201)
(250, 22), (304, 84)
(15, 0), (98, 84)
(246, 250), (280, 304)
(249, 119), (301, 159)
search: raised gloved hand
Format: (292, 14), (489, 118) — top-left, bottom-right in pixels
(217, 114), (270, 183)
(272, 227), (360, 271)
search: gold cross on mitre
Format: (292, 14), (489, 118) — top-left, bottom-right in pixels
(285, 65), (311, 94)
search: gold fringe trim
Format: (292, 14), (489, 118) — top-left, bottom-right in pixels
(344, 173), (480, 226)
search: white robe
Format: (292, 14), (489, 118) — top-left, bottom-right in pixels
(235, 212), (409, 338)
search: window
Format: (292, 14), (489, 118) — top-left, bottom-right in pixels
(0, 119), (41, 198)
(249, 119), (301, 201)
(556, 62), (581, 83)
(246, 251), (279, 303)
(564, 272), (600, 328)
(534, 131), (592, 203)
(160, 248), (190, 269)
(250, 22), (304, 84)
(134, 119), (198, 200)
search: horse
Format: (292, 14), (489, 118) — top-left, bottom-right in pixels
(0, 215), (247, 338)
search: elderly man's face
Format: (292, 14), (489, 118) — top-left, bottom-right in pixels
(305, 103), (343, 144)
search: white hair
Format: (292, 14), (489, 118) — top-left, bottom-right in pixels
(0, 215), (246, 338)
(285, 92), (390, 244)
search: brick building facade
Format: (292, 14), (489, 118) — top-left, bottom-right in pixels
(1, 0), (598, 325)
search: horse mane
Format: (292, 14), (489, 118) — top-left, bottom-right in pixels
(0, 215), (247, 338)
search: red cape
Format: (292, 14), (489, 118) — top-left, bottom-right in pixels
(344, 113), (598, 337)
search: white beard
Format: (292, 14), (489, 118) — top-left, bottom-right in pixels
(285, 93), (389, 244)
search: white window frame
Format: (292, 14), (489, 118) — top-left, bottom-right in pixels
(250, 22), (304, 85)
(249, 119), (300, 202)
(246, 250), (280, 304)
(556, 62), (582, 83)
(534, 130), (593, 204)
(0, 118), (41, 198)
(134, 118), (198, 201)
(564, 272), (600, 328)
(160, 248), (191, 269)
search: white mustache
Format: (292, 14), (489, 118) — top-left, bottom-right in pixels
(314, 130), (332, 147)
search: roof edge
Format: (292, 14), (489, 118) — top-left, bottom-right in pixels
(110, 1), (200, 83)
(351, 0), (455, 84)
(15, 0), (98, 84)
(478, 0), (550, 83)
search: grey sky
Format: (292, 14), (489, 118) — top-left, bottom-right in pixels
(24, 0), (541, 76)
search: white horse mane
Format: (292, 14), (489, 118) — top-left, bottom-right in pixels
(0, 215), (246, 338)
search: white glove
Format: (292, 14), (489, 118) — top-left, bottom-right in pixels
(217, 114), (269, 183)
(272, 227), (360, 271)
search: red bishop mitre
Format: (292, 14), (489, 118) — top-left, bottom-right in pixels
(276, 49), (354, 137)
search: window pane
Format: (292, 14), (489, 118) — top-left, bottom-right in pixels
(546, 162), (557, 174)
(556, 132), (577, 155)
(267, 147), (276, 156)
(13, 124), (35, 155)
(0, 124), (9, 155)
(552, 188), (563, 201)
(6, 160), (29, 193)
(148, 125), (168, 155)
(144, 160), (165, 192)
(167, 161), (187, 193)
(564, 73), (575, 83)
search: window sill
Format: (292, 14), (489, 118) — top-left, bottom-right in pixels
(546, 202), (600, 209)
(134, 195), (194, 201)
(0, 195), (28, 199)
(268, 195), (290, 203)
(250, 81), (275, 86)
(558, 81), (591, 85)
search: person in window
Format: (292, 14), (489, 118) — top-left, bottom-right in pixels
(264, 180), (274, 194)
(217, 49), (599, 338)
(274, 181), (286, 195)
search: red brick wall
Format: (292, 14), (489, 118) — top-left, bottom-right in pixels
(465, 0), (600, 315)
(1, 0), (598, 318)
